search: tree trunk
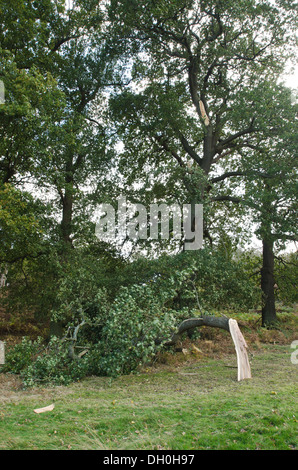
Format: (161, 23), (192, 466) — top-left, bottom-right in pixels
(229, 319), (252, 381)
(60, 156), (74, 248)
(261, 238), (277, 327)
(61, 188), (73, 246)
(53, 167), (74, 337)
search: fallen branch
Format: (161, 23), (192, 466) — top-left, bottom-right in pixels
(34, 404), (55, 414)
(164, 315), (251, 381)
(165, 315), (230, 346)
(63, 320), (86, 360)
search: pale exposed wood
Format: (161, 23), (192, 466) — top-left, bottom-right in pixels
(199, 100), (210, 126)
(229, 319), (252, 381)
(33, 404), (55, 414)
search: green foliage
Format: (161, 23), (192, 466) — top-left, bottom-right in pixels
(1, 336), (89, 387)
(1, 337), (43, 374)
(95, 284), (178, 377)
(2, 284), (178, 385)
(0, 48), (66, 184)
(116, 250), (260, 313)
(274, 252), (298, 305)
(21, 337), (89, 387)
(0, 184), (49, 263)
(48, 245), (126, 324)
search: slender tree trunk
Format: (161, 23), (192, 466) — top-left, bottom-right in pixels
(52, 164), (74, 337)
(60, 155), (75, 248)
(261, 238), (277, 326)
(61, 187), (73, 246)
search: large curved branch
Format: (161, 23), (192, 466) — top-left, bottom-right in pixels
(164, 315), (229, 346)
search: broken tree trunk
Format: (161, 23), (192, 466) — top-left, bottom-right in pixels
(165, 315), (251, 381)
(228, 319), (252, 381)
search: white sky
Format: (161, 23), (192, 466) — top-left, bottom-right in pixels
(283, 64), (298, 91)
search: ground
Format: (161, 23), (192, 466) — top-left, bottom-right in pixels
(0, 307), (297, 450)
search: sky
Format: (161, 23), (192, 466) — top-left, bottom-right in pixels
(284, 64), (298, 95)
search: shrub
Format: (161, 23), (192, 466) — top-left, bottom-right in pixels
(20, 336), (91, 387)
(1, 336), (89, 387)
(96, 284), (178, 376)
(1, 278), (181, 385)
(0, 337), (43, 374)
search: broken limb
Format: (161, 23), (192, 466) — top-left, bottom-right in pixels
(163, 315), (251, 381)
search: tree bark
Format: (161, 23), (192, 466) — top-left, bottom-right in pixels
(164, 315), (230, 346)
(59, 156), (75, 248)
(261, 238), (277, 326)
(61, 187), (73, 246)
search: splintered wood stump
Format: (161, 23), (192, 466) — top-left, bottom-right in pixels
(229, 319), (252, 381)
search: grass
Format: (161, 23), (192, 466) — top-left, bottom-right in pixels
(0, 343), (297, 450)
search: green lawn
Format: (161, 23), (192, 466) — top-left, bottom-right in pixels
(0, 345), (297, 450)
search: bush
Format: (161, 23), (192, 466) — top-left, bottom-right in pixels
(1, 336), (89, 387)
(1, 278), (181, 385)
(96, 284), (178, 376)
(274, 253), (298, 305)
(20, 336), (90, 387)
(0, 337), (43, 374)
